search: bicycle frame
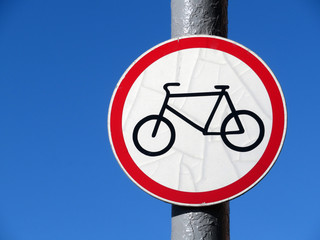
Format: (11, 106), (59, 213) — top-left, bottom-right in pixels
(152, 83), (245, 137)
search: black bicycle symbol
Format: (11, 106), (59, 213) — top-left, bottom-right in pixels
(133, 83), (265, 156)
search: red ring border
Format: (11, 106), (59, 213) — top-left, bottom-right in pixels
(109, 36), (286, 206)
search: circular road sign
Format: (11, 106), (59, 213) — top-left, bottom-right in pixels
(108, 35), (287, 206)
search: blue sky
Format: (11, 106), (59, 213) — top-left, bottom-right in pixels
(0, 0), (319, 239)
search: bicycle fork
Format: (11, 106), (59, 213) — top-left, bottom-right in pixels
(152, 92), (170, 138)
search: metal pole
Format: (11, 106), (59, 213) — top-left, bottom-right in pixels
(171, 203), (230, 240)
(171, 0), (229, 239)
(171, 0), (228, 38)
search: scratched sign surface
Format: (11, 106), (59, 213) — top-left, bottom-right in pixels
(108, 36), (286, 206)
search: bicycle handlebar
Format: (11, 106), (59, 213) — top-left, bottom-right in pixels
(163, 82), (180, 94)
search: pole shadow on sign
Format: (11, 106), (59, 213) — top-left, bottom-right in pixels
(133, 82), (265, 157)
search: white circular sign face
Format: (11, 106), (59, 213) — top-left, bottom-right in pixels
(108, 36), (287, 206)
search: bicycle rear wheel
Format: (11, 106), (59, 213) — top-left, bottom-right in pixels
(220, 110), (265, 152)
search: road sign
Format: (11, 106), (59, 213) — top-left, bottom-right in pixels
(108, 35), (287, 206)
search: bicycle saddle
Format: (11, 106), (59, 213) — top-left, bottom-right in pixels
(214, 85), (230, 90)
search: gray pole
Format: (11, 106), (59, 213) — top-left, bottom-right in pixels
(170, 0), (229, 240)
(171, 0), (228, 38)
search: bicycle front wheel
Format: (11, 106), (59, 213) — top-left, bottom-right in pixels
(220, 110), (265, 152)
(132, 115), (175, 157)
